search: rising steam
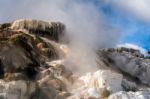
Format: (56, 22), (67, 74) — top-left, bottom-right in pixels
(0, 0), (120, 74)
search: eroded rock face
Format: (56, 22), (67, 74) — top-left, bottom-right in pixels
(0, 34), (40, 79)
(97, 48), (150, 86)
(66, 70), (123, 99)
(0, 80), (36, 99)
(0, 19), (150, 99)
(108, 91), (150, 99)
(0, 19), (66, 79)
(121, 79), (137, 92)
(80, 70), (123, 93)
(10, 19), (65, 42)
(0, 19), (68, 99)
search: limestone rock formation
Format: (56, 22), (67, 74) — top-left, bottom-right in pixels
(97, 47), (150, 86)
(121, 79), (137, 92)
(0, 19), (66, 80)
(0, 80), (36, 99)
(0, 19), (150, 99)
(10, 19), (65, 42)
(0, 19), (69, 99)
(108, 91), (150, 99)
(79, 70), (123, 93)
(65, 70), (122, 99)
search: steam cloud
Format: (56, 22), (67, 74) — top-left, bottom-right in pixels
(103, 0), (150, 22)
(0, 0), (120, 74)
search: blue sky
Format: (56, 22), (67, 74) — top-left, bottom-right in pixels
(85, 0), (150, 51)
(0, 0), (150, 51)
(71, 0), (150, 50)
(100, 5), (150, 50)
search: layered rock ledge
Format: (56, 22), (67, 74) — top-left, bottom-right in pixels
(0, 19), (150, 99)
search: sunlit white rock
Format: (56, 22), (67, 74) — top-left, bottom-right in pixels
(60, 44), (69, 55)
(69, 70), (123, 98)
(11, 19), (53, 30)
(0, 80), (35, 99)
(80, 70), (123, 93)
(46, 59), (65, 67)
(87, 87), (100, 98)
(109, 91), (150, 99)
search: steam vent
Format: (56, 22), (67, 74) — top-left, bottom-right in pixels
(0, 19), (150, 99)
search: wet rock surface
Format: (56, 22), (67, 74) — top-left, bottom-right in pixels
(0, 19), (150, 99)
(0, 19), (68, 99)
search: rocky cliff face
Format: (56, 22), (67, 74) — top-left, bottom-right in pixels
(0, 19), (68, 99)
(0, 19), (150, 99)
(97, 48), (150, 86)
(97, 48), (150, 99)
